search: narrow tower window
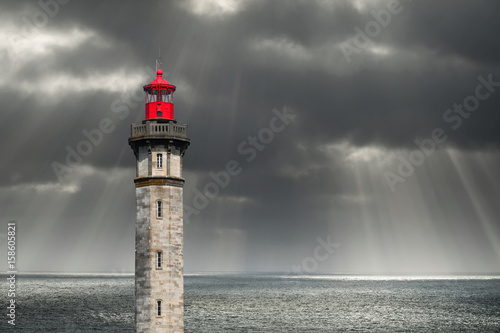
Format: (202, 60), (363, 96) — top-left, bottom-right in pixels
(157, 153), (163, 168)
(167, 152), (171, 175)
(157, 300), (162, 316)
(157, 251), (162, 268)
(157, 201), (162, 218)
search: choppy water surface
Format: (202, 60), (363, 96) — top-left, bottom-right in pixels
(1, 273), (499, 332)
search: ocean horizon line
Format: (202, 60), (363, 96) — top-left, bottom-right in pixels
(2, 271), (500, 280)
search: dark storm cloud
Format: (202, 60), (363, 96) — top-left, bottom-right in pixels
(1, 0), (499, 273)
(396, 0), (500, 65)
(3, 0), (500, 182)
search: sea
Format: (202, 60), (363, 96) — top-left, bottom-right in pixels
(1, 273), (499, 332)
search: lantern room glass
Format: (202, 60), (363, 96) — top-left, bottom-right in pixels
(145, 90), (173, 103)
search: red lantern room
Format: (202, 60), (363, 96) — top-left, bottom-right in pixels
(143, 68), (176, 120)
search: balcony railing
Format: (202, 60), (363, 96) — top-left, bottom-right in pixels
(130, 122), (189, 140)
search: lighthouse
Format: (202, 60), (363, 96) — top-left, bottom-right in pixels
(129, 65), (190, 332)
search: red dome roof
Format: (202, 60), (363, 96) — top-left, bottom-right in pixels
(144, 68), (176, 91)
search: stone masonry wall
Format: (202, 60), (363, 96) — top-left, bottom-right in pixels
(135, 141), (184, 333)
(135, 186), (151, 332)
(148, 185), (184, 332)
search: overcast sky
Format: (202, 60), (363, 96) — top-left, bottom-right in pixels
(1, 0), (499, 274)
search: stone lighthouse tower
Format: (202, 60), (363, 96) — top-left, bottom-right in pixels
(129, 65), (189, 332)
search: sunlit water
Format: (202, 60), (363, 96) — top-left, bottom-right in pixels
(1, 273), (499, 332)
